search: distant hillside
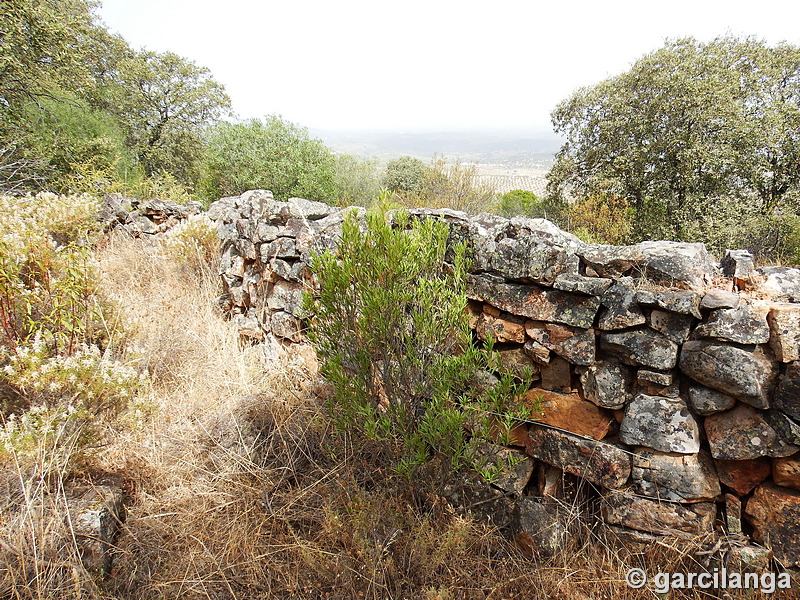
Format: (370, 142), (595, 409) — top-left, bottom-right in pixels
(311, 127), (562, 168)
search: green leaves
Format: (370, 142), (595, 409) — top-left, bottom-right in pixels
(550, 36), (800, 255)
(200, 116), (336, 203)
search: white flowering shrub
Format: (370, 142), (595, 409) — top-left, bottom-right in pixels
(0, 193), (137, 470)
(162, 212), (220, 273)
(0, 192), (111, 352)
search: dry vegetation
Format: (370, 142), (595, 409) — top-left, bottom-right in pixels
(0, 232), (784, 600)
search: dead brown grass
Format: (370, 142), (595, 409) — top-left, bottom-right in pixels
(0, 231), (789, 600)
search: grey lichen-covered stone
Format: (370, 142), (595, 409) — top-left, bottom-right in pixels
(597, 278), (646, 330)
(619, 394), (700, 453)
(287, 197), (334, 220)
(494, 347), (540, 380)
(512, 497), (567, 558)
(635, 240), (717, 291)
(601, 488), (716, 536)
(631, 448), (720, 503)
(525, 425), (631, 489)
(600, 329), (679, 371)
(523, 338), (551, 364)
(269, 311), (304, 342)
(635, 289), (703, 318)
(267, 280), (307, 317)
(705, 403), (798, 459)
(637, 369), (673, 387)
(765, 408), (800, 445)
(524, 320), (595, 365)
(701, 289), (741, 310)
(757, 266), (800, 302)
(68, 484), (126, 573)
(768, 303), (800, 362)
(580, 360), (633, 410)
(687, 385), (736, 415)
(552, 273), (613, 296)
(694, 304), (771, 344)
(466, 275), (600, 328)
(482, 235), (578, 285)
(679, 340), (778, 409)
(647, 310), (694, 344)
(260, 237), (299, 260)
(775, 363), (800, 422)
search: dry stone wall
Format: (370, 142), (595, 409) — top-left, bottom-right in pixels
(211, 189), (800, 567)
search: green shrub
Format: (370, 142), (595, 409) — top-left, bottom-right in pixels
(495, 189), (543, 218)
(307, 209), (530, 479)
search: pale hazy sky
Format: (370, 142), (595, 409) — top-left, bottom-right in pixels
(98, 0), (800, 132)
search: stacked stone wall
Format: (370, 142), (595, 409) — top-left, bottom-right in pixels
(210, 189), (800, 567)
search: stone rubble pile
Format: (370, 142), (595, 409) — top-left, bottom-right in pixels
(211, 189), (800, 567)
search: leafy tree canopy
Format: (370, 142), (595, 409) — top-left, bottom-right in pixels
(382, 156), (426, 195)
(549, 36), (800, 243)
(200, 115), (337, 203)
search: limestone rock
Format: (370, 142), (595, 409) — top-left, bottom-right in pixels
(714, 458), (772, 495)
(631, 449), (720, 503)
(679, 340), (778, 409)
(745, 482), (800, 567)
(635, 289), (703, 318)
(619, 394), (700, 453)
(287, 197), (334, 220)
(260, 237), (299, 260)
(578, 244), (643, 279)
(647, 310), (694, 344)
(601, 489), (716, 536)
(687, 385), (736, 416)
(525, 320), (595, 365)
(773, 455), (800, 489)
(580, 360), (632, 410)
(525, 426), (631, 489)
(524, 389), (613, 440)
(701, 289), (741, 310)
(768, 303), (800, 362)
(597, 278), (646, 330)
(512, 497), (566, 558)
(601, 329), (679, 371)
(552, 273), (613, 296)
(694, 304), (771, 345)
(705, 404), (798, 460)
(467, 275), (600, 328)
(635, 240), (717, 291)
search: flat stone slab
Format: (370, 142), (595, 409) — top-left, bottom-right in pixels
(597, 278), (646, 330)
(467, 275), (600, 328)
(647, 310), (694, 344)
(619, 394), (700, 453)
(745, 482), (800, 567)
(701, 289), (741, 310)
(525, 425), (631, 489)
(525, 320), (595, 365)
(705, 404), (798, 460)
(631, 448), (720, 503)
(694, 305), (771, 345)
(475, 311), (526, 343)
(601, 489), (716, 536)
(552, 273), (613, 296)
(687, 385), (737, 416)
(524, 389), (613, 440)
(635, 289), (703, 318)
(679, 340), (778, 409)
(600, 329), (679, 371)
